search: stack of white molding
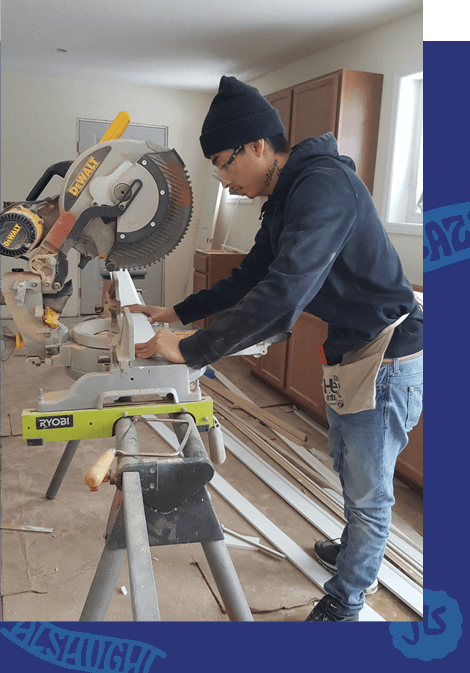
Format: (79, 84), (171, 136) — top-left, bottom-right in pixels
(207, 367), (423, 618)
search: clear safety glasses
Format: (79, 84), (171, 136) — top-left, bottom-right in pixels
(212, 146), (244, 181)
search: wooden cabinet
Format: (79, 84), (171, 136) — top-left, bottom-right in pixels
(265, 87), (293, 136)
(242, 312), (328, 425)
(395, 415), (423, 491)
(285, 312), (328, 422)
(291, 73), (340, 145)
(192, 250), (245, 328)
(266, 69), (383, 194)
(240, 339), (289, 390)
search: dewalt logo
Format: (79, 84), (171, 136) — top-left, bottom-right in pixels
(63, 145), (111, 211)
(3, 223), (22, 248)
(67, 156), (100, 197)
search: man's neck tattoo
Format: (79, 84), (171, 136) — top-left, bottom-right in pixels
(264, 159), (281, 187)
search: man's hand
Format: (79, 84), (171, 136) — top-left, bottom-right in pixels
(135, 328), (185, 363)
(123, 304), (179, 325)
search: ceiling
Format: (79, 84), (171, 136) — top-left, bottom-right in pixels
(1, 0), (422, 92)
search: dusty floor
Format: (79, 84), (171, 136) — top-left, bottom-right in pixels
(1, 318), (423, 622)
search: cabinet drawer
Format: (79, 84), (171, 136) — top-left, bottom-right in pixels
(193, 251), (209, 273)
(193, 270), (208, 292)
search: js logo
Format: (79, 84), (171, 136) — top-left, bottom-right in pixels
(389, 589), (463, 660)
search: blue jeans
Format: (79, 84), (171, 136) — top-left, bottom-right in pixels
(323, 354), (423, 615)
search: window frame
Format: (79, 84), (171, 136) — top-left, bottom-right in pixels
(383, 62), (423, 237)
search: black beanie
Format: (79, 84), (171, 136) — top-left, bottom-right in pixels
(200, 76), (285, 158)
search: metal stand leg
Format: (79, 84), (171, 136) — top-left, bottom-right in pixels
(123, 470), (160, 621)
(80, 546), (127, 621)
(81, 417), (160, 621)
(202, 540), (254, 621)
(46, 439), (81, 499)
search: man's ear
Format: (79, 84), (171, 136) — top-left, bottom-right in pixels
(250, 139), (265, 157)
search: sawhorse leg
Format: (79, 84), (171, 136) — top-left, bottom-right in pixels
(202, 540), (254, 621)
(79, 545), (127, 621)
(46, 439), (81, 499)
(80, 470), (160, 621)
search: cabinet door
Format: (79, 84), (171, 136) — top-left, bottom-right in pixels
(259, 339), (288, 389)
(336, 70), (383, 194)
(285, 312), (328, 423)
(239, 339), (288, 382)
(266, 88), (294, 142)
(395, 414), (423, 490)
(192, 251), (246, 329)
(291, 73), (340, 146)
(239, 353), (260, 373)
(206, 253), (246, 287)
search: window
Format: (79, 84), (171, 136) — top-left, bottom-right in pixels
(385, 67), (423, 233)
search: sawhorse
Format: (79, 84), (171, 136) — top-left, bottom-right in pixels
(45, 414), (253, 621)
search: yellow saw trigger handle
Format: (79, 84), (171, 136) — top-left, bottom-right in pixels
(44, 307), (59, 329)
(99, 111), (131, 143)
(85, 449), (115, 491)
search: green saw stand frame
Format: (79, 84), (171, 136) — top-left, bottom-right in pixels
(21, 397), (253, 622)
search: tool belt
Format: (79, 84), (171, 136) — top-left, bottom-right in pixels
(321, 312), (410, 415)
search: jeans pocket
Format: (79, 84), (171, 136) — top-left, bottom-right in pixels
(405, 384), (423, 431)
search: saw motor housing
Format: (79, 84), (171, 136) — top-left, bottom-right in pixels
(1, 139), (193, 362)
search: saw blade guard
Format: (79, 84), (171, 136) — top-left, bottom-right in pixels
(59, 139), (193, 269)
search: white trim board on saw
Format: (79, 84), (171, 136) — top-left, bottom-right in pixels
(221, 426), (423, 618)
(147, 419), (384, 622)
(114, 269), (155, 343)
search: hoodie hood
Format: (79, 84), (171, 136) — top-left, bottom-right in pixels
(292, 132), (355, 167)
(271, 133), (356, 203)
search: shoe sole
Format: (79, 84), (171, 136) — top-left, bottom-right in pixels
(314, 552), (337, 573)
(315, 552), (378, 595)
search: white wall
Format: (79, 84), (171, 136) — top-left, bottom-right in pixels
(0, 8), (424, 320)
(214, 10), (423, 286)
(1, 72), (212, 313)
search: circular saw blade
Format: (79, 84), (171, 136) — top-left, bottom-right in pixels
(105, 147), (193, 271)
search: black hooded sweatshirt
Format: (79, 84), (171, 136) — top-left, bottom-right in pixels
(175, 134), (423, 370)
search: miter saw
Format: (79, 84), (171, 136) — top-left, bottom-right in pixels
(0, 113), (284, 465)
(0, 111), (193, 363)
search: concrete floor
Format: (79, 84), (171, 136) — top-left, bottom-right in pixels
(1, 319), (423, 622)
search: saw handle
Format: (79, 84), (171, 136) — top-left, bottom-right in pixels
(85, 449), (115, 491)
(26, 161), (74, 201)
(99, 111), (131, 143)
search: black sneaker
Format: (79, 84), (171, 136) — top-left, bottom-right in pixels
(305, 594), (360, 622)
(314, 539), (378, 595)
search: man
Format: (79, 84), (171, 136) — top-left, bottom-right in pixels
(127, 75), (423, 622)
